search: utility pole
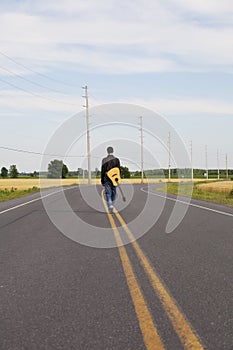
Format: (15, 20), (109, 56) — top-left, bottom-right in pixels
(226, 154), (229, 180)
(168, 132), (171, 182)
(139, 116), (144, 184)
(205, 145), (208, 180)
(190, 140), (194, 182)
(82, 85), (91, 184)
(217, 149), (220, 180)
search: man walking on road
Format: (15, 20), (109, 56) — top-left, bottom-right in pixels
(101, 146), (121, 214)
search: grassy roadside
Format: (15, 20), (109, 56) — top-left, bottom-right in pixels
(0, 187), (40, 202)
(0, 182), (79, 202)
(156, 182), (233, 207)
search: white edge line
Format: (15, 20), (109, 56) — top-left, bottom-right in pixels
(0, 186), (75, 215)
(140, 187), (233, 218)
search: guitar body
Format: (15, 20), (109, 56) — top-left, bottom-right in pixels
(107, 167), (121, 186)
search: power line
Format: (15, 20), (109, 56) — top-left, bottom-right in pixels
(0, 145), (105, 160)
(0, 50), (76, 88)
(0, 66), (68, 95)
(0, 146), (86, 158)
(0, 76), (78, 107)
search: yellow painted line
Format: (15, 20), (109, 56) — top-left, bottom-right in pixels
(101, 191), (165, 350)
(114, 210), (204, 350)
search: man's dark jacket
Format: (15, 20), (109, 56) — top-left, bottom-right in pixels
(101, 155), (120, 185)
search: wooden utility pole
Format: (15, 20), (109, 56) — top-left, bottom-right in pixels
(217, 149), (220, 180)
(139, 116), (144, 184)
(226, 154), (229, 180)
(190, 140), (194, 181)
(205, 145), (208, 180)
(168, 132), (171, 182)
(83, 85), (91, 184)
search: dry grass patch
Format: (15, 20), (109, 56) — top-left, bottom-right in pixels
(0, 178), (102, 190)
(0, 179), (40, 190)
(122, 178), (204, 184)
(197, 181), (233, 194)
(158, 182), (233, 207)
(0, 178), (78, 190)
(0, 178), (208, 190)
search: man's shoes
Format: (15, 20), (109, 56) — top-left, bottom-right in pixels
(109, 205), (114, 214)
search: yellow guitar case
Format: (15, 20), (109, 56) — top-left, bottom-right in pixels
(107, 167), (121, 186)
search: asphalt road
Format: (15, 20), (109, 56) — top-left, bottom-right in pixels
(0, 184), (233, 350)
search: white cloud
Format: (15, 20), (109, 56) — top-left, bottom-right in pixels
(154, 98), (233, 115)
(1, 1), (232, 171)
(126, 97), (233, 116)
(31, 0), (115, 16)
(0, 1), (233, 74)
(27, 0), (233, 21)
(170, 0), (233, 17)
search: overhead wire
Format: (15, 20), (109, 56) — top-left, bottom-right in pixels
(0, 146), (85, 158)
(0, 65), (71, 95)
(0, 76), (78, 107)
(85, 93), (167, 169)
(0, 50), (76, 88)
(0, 146), (153, 168)
(0, 145), (103, 160)
(0, 62), (172, 169)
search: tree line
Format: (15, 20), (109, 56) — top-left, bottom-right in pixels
(0, 160), (131, 179)
(0, 161), (69, 179)
(2, 160), (230, 179)
(46, 160), (130, 179)
(1, 165), (19, 178)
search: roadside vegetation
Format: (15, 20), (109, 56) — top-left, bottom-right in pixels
(0, 187), (39, 202)
(1, 160), (232, 204)
(157, 181), (233, 207)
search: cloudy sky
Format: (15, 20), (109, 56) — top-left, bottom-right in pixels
(0, 0), (233, 172)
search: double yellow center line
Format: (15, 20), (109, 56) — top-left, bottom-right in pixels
(101, 191), (204, 350)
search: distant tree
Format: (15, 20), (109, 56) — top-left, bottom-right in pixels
(30, 171), (39, 177)
(62, 164), (69, 178)
(9, 165), (19, 178)
(134, 171), (141, 177)
(77, 168), (83, 177)
(47, 160), (69, 178)
(48, 159), (66, 178)
(120, 166), (130, 178)
(1, 167), (8, 178)
(95, 168), (101, 177)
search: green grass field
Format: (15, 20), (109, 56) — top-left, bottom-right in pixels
(157, 182), (233, 207)
(0, 187), (40, 202)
